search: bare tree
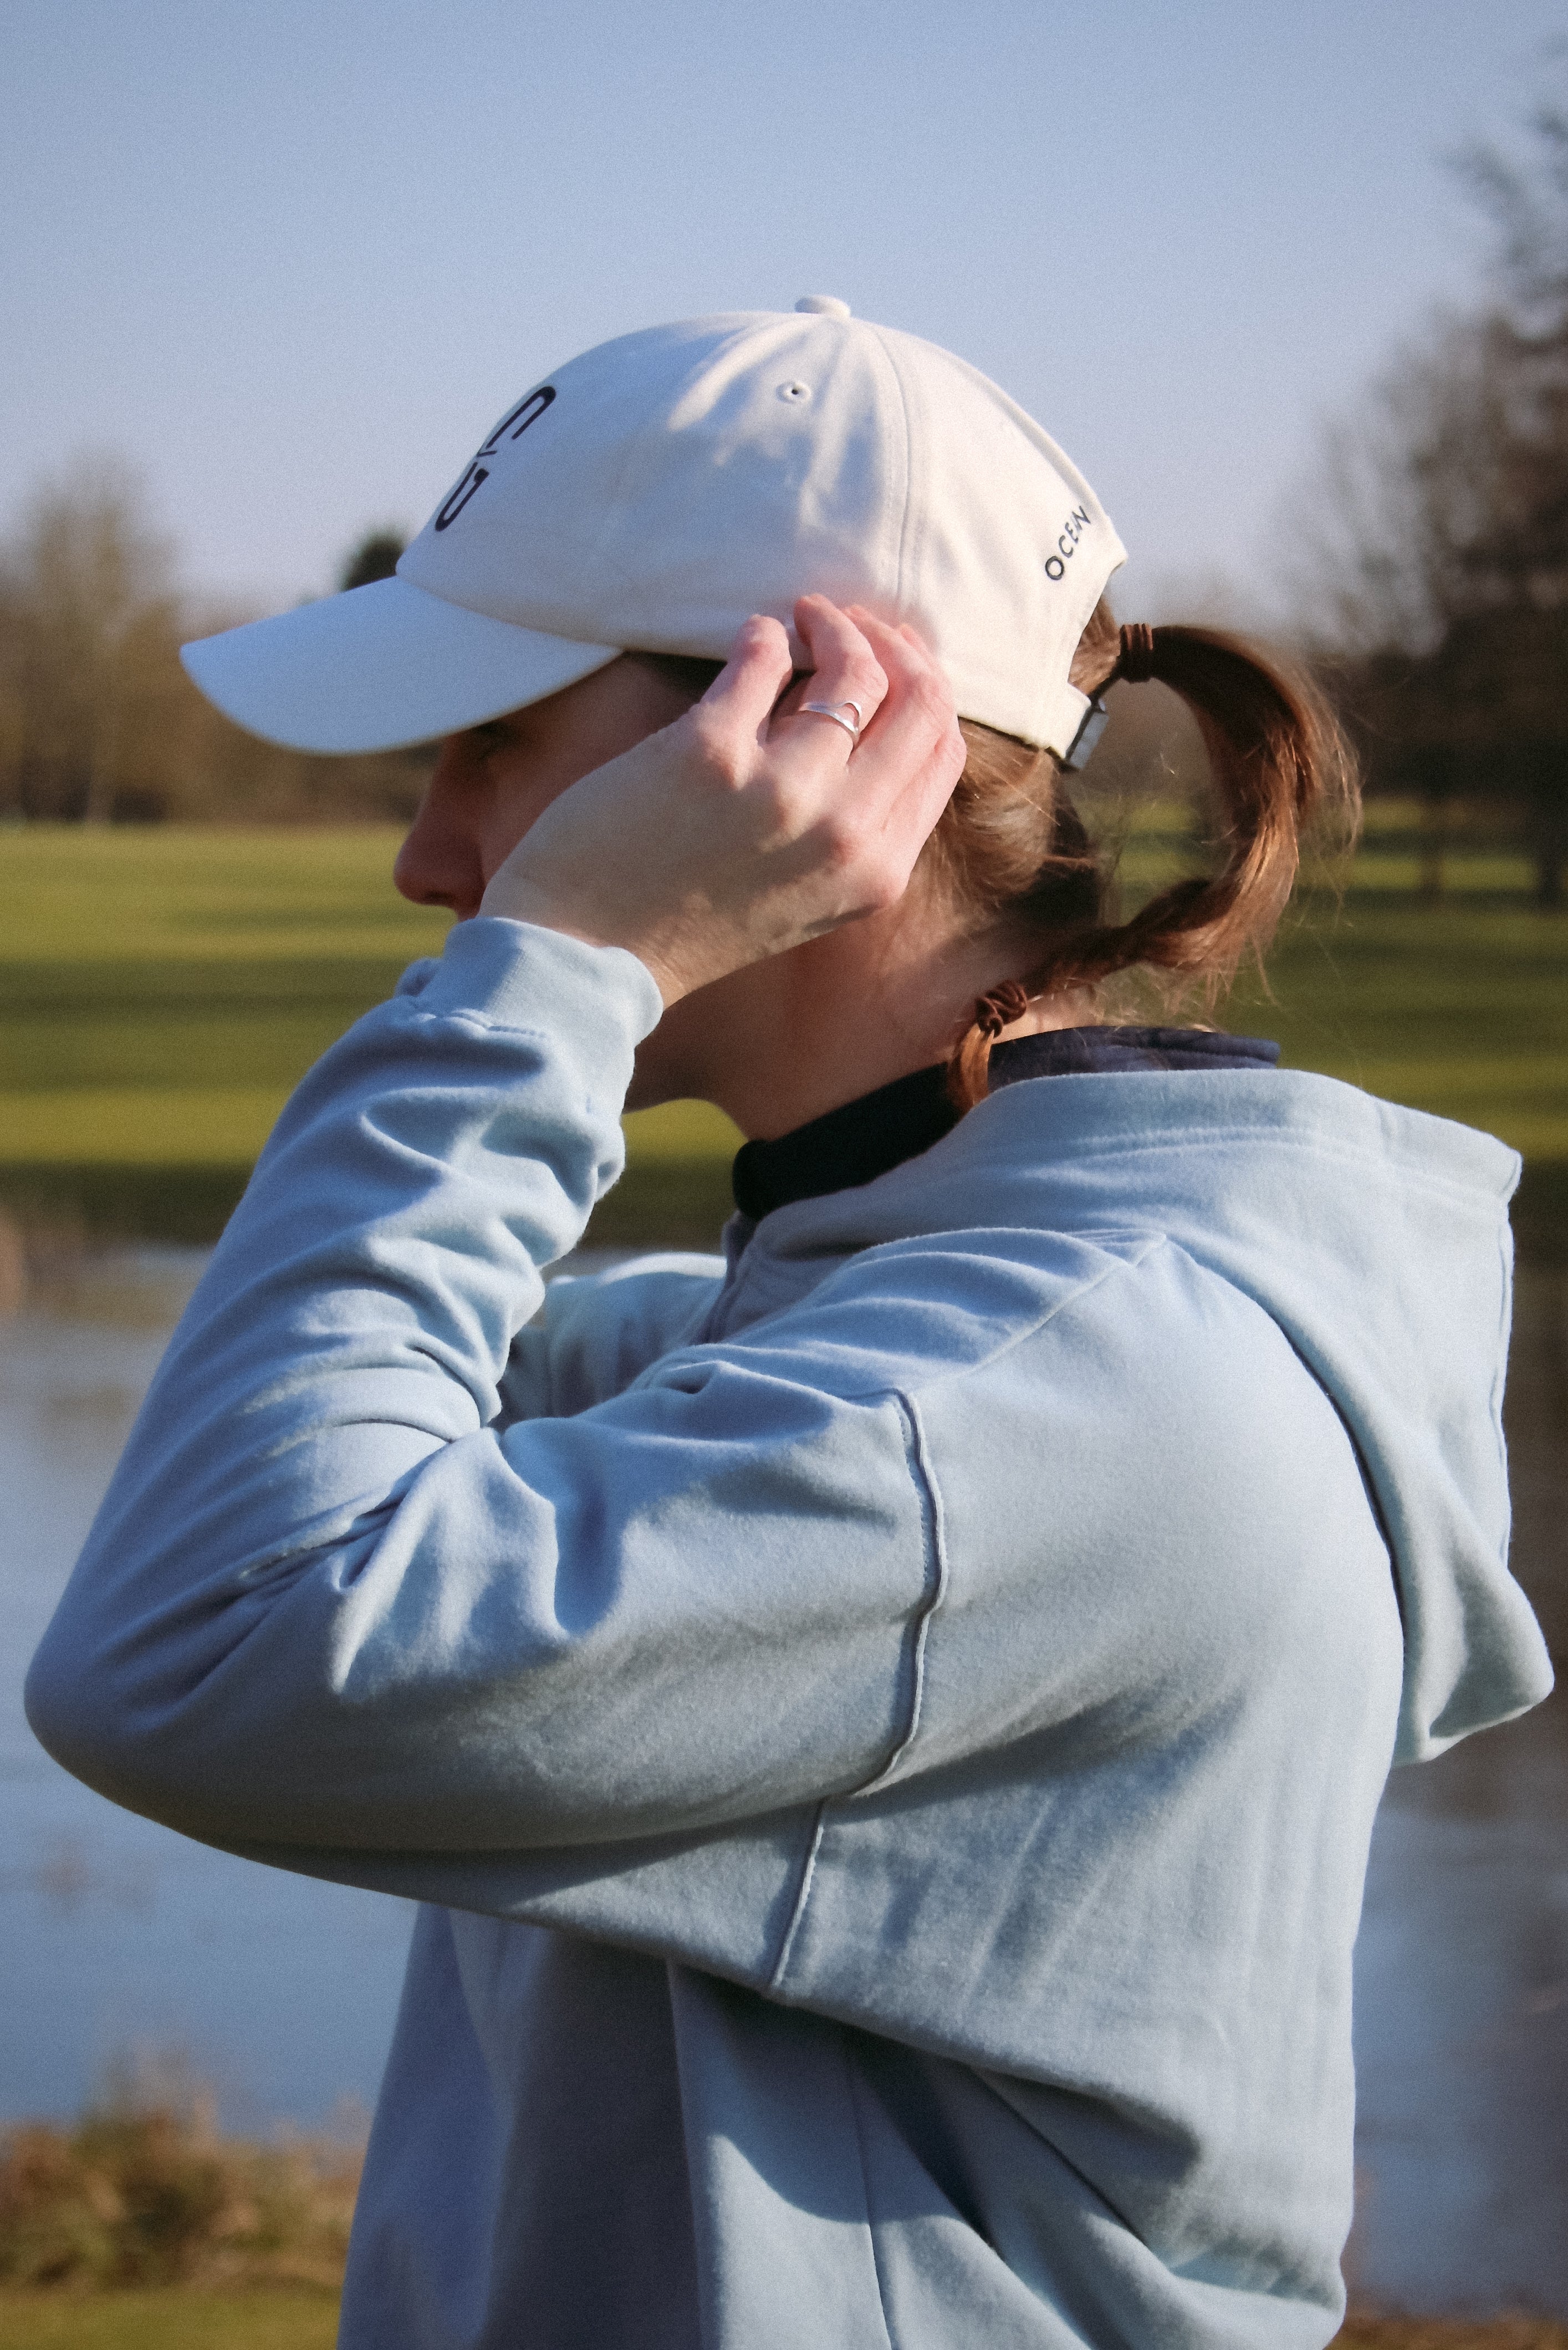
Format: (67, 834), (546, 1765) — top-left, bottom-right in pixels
(338, 530), (406, 592)
(0, 457), (185, 822)
(1450, 100), (1568, 622)
(1292, 79), (1568, 901)
(0, 479), (435, 825)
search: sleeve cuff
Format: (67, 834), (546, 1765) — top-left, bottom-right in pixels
(400, 916), (667, 1048)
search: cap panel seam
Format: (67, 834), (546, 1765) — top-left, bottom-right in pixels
(467, 315), (783, 606)
(862, 323), (920, 617)
(589, 320), (776, 578)
(894, 335), (1127, 743)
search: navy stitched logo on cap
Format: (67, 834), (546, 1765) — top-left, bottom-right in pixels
(433, 385), (557, 532)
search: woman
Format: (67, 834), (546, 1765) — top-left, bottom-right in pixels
(27, 299), (1551, 2349)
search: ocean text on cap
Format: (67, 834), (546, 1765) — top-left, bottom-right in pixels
(1044, 506), (1093, 582)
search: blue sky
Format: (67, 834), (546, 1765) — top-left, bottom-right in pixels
(2, 0), (1562, 621)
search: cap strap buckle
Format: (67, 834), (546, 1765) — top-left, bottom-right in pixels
(1061, 699), (1110, 772)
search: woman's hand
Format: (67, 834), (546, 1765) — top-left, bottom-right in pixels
(479, 597), (967, 1005)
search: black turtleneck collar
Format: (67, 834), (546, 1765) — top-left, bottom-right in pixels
(730, 1027), (1280, 1222)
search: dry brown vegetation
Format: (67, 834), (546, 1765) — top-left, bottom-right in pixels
(1337, 2324), (1568, 2348)
(1, 2096), (1560, 2343)
(0, 2094), (360, 2293)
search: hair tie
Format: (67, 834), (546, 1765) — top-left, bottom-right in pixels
(974, 978), (1030, 1039)
(1117, 622), (1157, 684)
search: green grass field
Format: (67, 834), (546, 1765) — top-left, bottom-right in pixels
(1, 822), (1563, 1257)
(0, 2286), (341, 2347)
(0, 2293), (1560, 2350)
(3, 826), (1560, 2334)
(0, 827), (739, 1248)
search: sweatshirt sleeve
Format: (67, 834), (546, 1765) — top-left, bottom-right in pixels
(24, 917), (933, 1859)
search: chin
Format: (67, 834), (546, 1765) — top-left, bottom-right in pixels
(624, 1040), (685, 1114)
(626, 990), (716, 1113)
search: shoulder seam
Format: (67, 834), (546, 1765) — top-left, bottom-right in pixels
(768, 1805), (826, 1992)
(768, 1387), (946, 1992)
(854, 1389), (948, 1793)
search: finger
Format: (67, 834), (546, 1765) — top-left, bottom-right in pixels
(846, 606), (944, 697)
(857, 611), (946, 691)
(837, 609), (958, 809)
(845, 608), (952, 738)
(782, 607), (959, 897)
(883, 711), (968, 852)
(769, 596), (888, 757)
(856, 708), (967, 902)
(696, 614), (796, 747)
(897, 713), (969, 845)
(854, 610), (936, 659)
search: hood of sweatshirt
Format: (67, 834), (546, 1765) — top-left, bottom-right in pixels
(713, 1062), (1551, 1766)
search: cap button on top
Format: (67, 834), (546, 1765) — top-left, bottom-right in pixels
(794, 295), (851, 318)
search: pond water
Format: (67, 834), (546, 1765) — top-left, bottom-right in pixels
(2, 1245), (1564, 2317)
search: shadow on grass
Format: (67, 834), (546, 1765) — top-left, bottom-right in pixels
(0, 1158), (740, 1258)
(0, 1167), (257, 1249)
(1, 1156), (1562, 1267)
(0, 2293), (1559, 2350)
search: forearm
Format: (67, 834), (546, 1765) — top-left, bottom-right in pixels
(25, 917), (663, 1827)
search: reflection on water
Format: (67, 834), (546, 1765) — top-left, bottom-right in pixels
(1346, 1264), (1567, 2318)
(0, 1245), (416, 2135)
(1, 1245), (1563, 2312)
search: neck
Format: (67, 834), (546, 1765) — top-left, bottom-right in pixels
(626, 899), (1094, 1139)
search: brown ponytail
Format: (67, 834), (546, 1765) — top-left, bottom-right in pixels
(944, 612), (1357, 1111)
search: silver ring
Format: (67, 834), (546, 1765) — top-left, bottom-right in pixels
(794, 699), (864, 742)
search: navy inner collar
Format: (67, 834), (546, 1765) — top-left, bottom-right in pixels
(730, 1027), (1280, 1221)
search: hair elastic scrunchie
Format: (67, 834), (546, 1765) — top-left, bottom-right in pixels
(1117, 622), (1158, 684)
(974, 979), (1031, 1039)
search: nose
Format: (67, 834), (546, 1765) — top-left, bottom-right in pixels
(394, 743), (486, 919)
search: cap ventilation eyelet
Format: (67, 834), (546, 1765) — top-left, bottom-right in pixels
(778, 381), (812, 403)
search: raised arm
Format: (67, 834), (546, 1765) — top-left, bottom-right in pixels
(25, 600), (964, 1862)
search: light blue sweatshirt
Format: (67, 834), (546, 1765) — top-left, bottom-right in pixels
(26, 918), (1552, 2349)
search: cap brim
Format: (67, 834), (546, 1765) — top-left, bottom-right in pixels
(180, 575), (622, 755)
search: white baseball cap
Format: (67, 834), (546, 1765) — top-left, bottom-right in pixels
(182, 297), (1127, 761)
